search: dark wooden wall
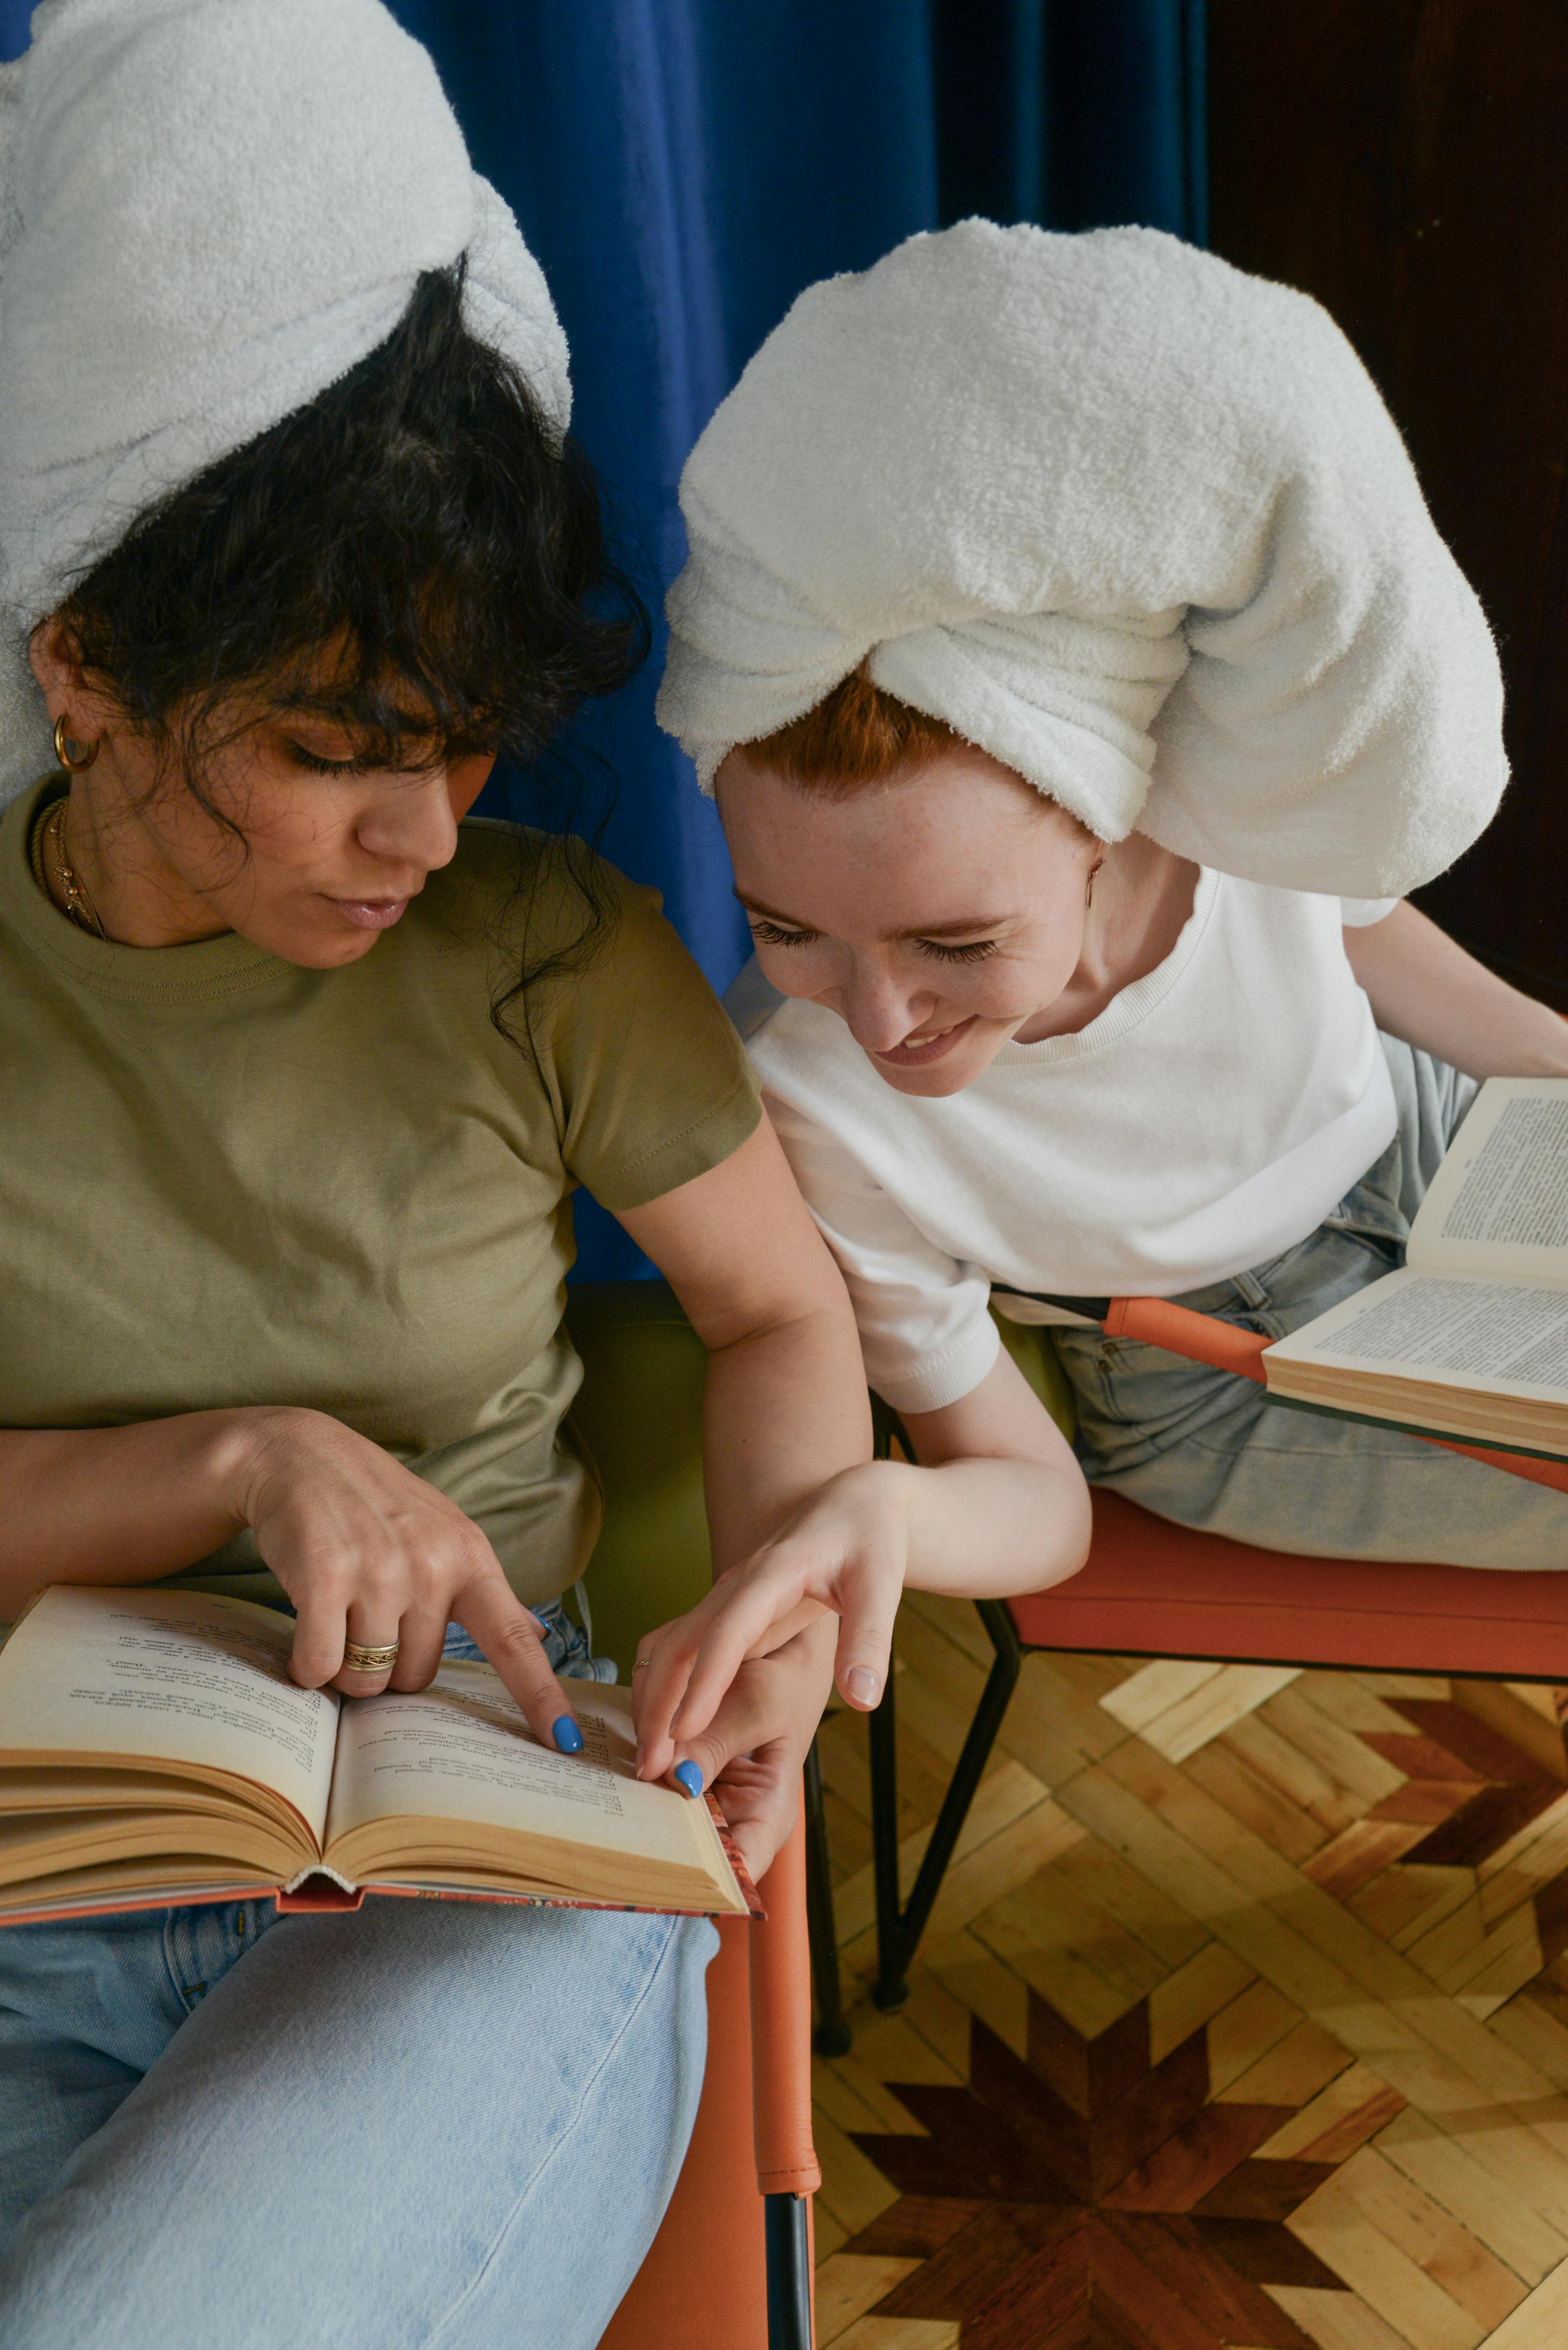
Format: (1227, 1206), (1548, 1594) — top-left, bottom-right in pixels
(1208, 1), (1568, 1003)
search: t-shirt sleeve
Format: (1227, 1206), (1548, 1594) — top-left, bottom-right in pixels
(538, 868), (760, 1211)
(1339, 895), (1399, 926)
(763, 1088), (1000, 1413)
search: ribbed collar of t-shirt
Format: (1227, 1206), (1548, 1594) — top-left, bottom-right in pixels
(992, 866), (1220, 1067)
(1, 776), (291, 1006)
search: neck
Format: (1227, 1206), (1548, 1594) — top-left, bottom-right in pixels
(1015, 833), (1198, 1043)
(46, 768), (233, 949)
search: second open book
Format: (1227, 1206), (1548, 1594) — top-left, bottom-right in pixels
(0, 1584), (757, 1925)
(1265, 1077), (1568, 1453)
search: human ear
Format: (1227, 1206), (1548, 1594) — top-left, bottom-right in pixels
(27, 617), (118, 738)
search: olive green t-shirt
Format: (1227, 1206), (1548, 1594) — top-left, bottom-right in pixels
(0, 777), (759, 1608)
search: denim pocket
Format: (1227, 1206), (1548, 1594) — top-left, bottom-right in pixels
(1245, 1218), (1404, 1341)
(1051, 1325), (1130, 1417)
(442, 1606), (616, 1683)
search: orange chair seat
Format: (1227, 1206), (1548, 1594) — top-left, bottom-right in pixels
(1007, 1486), (1568, 1678)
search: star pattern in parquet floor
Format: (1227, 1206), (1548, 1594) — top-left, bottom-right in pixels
(811, 1590), (1568, 2350)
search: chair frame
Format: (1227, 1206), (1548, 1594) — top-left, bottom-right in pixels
(797, 1395), (1012, 2025)
(564, 1282), (819, 2347)
(868, 1590), (1024, 2014)
(803, 1740), (852, 2057)
(765, 2196), (815, 2350)
(796, 1347), (1568, 2030)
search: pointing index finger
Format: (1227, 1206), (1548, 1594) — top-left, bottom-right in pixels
(454, 1583), (581, 1756)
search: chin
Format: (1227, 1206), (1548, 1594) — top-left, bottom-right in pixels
(873, 1054), (991, 1100)
(275, 925), (386, 971)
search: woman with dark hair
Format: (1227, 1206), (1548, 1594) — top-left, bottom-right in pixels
(0, 6), (866, 2343)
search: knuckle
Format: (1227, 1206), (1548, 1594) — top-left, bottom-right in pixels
(685, 1733), (729, 1778)
(448, 1525), (500, 1581)
(355, 1580), (403, 1622)
(488, 1615), (544, 1662)
(301, 1557), (352, 1602)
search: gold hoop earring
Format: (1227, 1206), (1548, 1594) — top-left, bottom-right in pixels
(1086, 860), (1104, 908)
(53, 713), (100, 772)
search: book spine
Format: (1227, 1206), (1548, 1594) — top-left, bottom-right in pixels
(707, 1793), (767, 1921)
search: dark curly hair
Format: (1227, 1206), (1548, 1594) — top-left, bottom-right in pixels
(53, 261), (647, 1023)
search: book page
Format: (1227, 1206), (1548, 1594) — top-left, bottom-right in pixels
(1409, 1079), (1568, 1280)
(0, 1587), (337, 1849)
(324, 1664), (720, 1877)
(1266, 1267), (1568, 1396)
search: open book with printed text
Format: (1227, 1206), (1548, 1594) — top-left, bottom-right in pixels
(0, 1584), (756, 1925)
(1264, 1078), (1568, 1454)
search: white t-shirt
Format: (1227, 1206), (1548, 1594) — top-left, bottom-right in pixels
(738, 873), (1398, 1414)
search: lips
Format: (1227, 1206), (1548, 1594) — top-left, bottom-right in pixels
(328, 898), (411, 931)
(873, 1014), (979, 1068)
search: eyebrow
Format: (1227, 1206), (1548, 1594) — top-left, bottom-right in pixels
(735, 889), (1006, 939)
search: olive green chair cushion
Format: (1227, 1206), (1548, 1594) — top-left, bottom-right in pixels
(989, 1314), (1078, 1443)
(565, 1283), (715, 1680)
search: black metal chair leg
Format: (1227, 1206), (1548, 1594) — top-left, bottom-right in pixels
(870, 1599), (1024, 2011)
(764, 2192), (814, 2349)
(803, 1738), (851, 2056)
(868, 1658), (905, 2006)
(865, 1391), (1029, 2007)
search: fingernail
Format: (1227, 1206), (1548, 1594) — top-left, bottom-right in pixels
(674, 1760), (703, 1799)
(552, 1717), (583, 1755)
(526, 1612), (548, 1637)
(847, 1667), (881, 1706)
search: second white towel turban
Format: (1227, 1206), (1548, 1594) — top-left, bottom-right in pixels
(658, 221), (1506, 899)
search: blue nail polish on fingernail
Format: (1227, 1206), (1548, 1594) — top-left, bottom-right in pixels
(674, 1760), (703, 1799)
(552, 1717), (583, 1755)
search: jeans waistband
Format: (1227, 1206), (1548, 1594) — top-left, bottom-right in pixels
(992, 1284), (1111, 1322)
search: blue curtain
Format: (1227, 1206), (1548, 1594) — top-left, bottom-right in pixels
(384, 3), (942, 1005)
(0, 0), (1205, 1274)
(933, 0), (1207, 244)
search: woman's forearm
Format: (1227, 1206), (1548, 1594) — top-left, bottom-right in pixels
(898, 1340), (1091, 1594)
(698, 1299), (872, 1571)
(885, 1452), (1090, 1597)
(0, 1411), (266, 1614)
(615, 1118), (874, 1575)
(1343, 901), (1568, 1079)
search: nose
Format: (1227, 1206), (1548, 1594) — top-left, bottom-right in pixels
(356, 768), (461, 878)
(838, 957), (930, 1055)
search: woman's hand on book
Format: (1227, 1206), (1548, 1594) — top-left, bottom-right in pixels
(632, 1461), (912, 1791)
(234, 1407), (584, 1754)
(636, 1614), (838, 1882)
(633, 1365), (1091, 1777)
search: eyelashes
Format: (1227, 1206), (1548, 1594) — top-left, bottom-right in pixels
(750, 919), (817, 949)
(924, 938), (997, 965)
(748, 919), (997, 966)
(287, 744), (362, 776)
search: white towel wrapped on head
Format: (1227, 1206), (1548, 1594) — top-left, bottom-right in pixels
(658, 221), (1506, 898)
(0, 0), (570, 801)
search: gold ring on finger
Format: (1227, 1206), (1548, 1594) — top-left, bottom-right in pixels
(344, 1640), (400, 1672)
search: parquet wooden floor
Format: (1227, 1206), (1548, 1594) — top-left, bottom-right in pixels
(811, 1589), (1568, 2350)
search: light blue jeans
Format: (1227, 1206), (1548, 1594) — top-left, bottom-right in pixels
(0, 1605), (718, 2348)
(1053, 1040), (1568, 1568)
